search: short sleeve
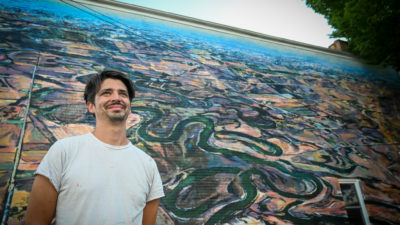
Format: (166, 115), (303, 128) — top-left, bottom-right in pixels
(35, 140), (65, 193)
(146, 159), (165, 202)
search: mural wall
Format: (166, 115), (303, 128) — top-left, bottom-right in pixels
(1, 0), (399, 224)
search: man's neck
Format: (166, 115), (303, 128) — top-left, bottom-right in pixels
(92, 121), (129, 146)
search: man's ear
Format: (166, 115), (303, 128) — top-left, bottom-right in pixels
(87, 101), (95, 114)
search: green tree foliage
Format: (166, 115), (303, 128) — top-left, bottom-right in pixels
(305, 0), (400, 70)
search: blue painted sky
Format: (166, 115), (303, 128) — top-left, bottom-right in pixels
(116, 0), (338, 48)
(3, 0), (379, 75)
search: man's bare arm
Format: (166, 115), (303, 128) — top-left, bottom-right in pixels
(142, 198), (160, 225)
(26, 174), (58, 225)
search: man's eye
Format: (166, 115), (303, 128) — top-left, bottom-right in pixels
(102, 91), (111, 95)
(120, 92), (128, 97)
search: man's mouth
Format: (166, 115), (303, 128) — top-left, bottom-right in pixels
(106, 103), (125, 110)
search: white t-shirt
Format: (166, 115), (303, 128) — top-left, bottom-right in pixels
(35, 133), (164, 225)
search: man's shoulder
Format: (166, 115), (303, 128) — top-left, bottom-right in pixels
(58, 133), (91, 142)
(129, 144), (150, 156)
(52, 133), (91, 147)
(129, 144), (156, 162)
(46, 133), (93, 159)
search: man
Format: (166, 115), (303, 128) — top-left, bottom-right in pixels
(26, 70), (164, 225)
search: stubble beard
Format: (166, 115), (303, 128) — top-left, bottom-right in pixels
(107, 111), (128, 122)
(105, 103), (129, 122)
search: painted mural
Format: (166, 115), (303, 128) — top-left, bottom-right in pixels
(1, 0), (399, 224)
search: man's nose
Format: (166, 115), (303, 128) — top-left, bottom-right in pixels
(111, 92), (122, 101)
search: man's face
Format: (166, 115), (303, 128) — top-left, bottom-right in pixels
(88, 78), (131, 123)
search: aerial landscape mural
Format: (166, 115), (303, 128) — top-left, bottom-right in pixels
(0, 0), (399, 224)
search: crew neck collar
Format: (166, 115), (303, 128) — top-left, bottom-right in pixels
(88, 132), (131, 150)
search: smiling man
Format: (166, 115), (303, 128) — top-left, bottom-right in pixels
(26, 70), (164, 225)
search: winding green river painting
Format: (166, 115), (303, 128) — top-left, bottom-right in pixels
(1, 0), (399, 224)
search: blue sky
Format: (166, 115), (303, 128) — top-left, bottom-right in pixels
(116, 0), (337, 48)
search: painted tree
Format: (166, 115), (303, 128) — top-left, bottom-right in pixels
(305, 0), (400, 71)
